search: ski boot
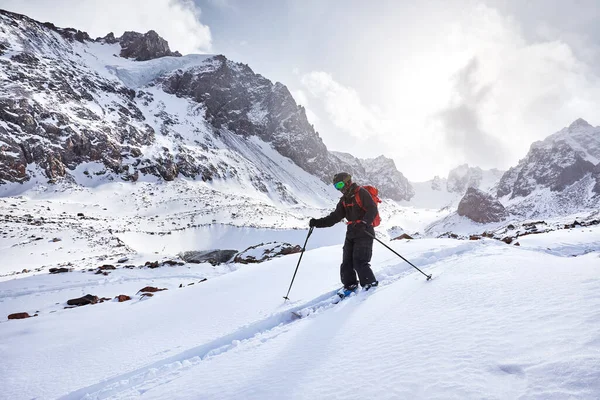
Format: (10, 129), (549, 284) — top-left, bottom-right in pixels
(337, 284), (358, 299)
(363, 281), (379, 291)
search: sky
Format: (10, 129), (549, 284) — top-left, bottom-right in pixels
(2, 0), (600, 181)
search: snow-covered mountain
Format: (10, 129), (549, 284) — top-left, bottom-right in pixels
(405, 165), (504, 210)
(498, 118), (600, 217)
(331, 152), (414, 201)
(0, 9), (411, 206)
(425, 119), (600, 236)
(1, 10), (600, 400)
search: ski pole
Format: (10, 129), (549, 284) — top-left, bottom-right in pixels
(283, 226), (314, 301)
(365, 231), (432, 281)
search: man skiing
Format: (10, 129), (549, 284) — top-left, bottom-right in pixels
(309, 172), (379, 297)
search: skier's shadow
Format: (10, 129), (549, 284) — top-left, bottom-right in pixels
(238, 297), (360, 397)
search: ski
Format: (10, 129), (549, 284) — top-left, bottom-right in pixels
(290, 286), (374, 320)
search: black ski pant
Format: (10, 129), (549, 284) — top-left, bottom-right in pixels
(340, 228), (377, 288)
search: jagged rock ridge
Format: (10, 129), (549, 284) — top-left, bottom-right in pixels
(495, 118), (600, 217)
(447, 164), (483, 193)
(4, 9), (181, 62)
(498, 119), (600, 199)
(112, 31), (182, 61)
(0, 9), (414, 203)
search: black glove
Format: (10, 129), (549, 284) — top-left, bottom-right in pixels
(309, 218), (318, 228)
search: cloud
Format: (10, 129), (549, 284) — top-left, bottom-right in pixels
(205, 0), (238, 10)
(436, 58), (507, 166)
(432, 4), (600, 170)
(300, 71), (392, 140)
(1, 0), (212, 54)
(290, 3), (600, 180)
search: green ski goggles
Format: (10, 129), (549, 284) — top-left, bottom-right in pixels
(334, 181), (346, 190)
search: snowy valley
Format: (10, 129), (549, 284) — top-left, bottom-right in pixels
(1, 9), (600, 400)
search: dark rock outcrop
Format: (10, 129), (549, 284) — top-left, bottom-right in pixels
(67, 294), (99, 306)
(49, 268), (70, 274)
(498, 119), (600, 199)
(457, 188), (507, 223)
(137, 286), (167, 294)
(115, 295), (131, 302)
(234, 242), (302, 264)
(118, 31), (181, 61)
(8, 312), (32, 320)
(180, 250), (238, 265)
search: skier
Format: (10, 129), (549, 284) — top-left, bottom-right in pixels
(309, 172), (379, 296)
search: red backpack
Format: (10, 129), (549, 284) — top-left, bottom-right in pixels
(355, 185), (382, 227)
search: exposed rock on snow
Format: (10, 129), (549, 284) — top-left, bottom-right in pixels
(180, 250), (238, 265)
(145, 261), (160, 269)
(67, 294), (99, 306)
(393, 233), (414, 240)
(234, 242), (302, 264)
(457, 188), (507, 223)
(8, 312), (33, 320)
(49, 268), (70, 274)
(115, 295), (131, 302)
(137, 286), (167, 294)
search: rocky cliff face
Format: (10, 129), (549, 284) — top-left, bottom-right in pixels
(498, 119), (600, 199)
(0, 9), (413, 203)
(457, 187), (507, 223)
(158, 56), (343, 183)
(115, 31), (182, 61)
(0, 10), (153, 184)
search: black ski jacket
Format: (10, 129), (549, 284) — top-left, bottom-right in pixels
(313, 183), (378, 228)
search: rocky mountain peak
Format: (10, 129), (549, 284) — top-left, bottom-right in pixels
(0, 10), (415, 203)
(568, 118), (592, 131)
(99, 32), (119, 44)
(117, 30), (181, 61)
(446, 164), (483, 193)
(497, 119), (600, 215)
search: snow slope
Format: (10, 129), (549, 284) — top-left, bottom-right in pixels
(1, 228), (599, 399)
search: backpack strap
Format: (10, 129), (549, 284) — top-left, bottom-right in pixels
(355, 186), (364, 210)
